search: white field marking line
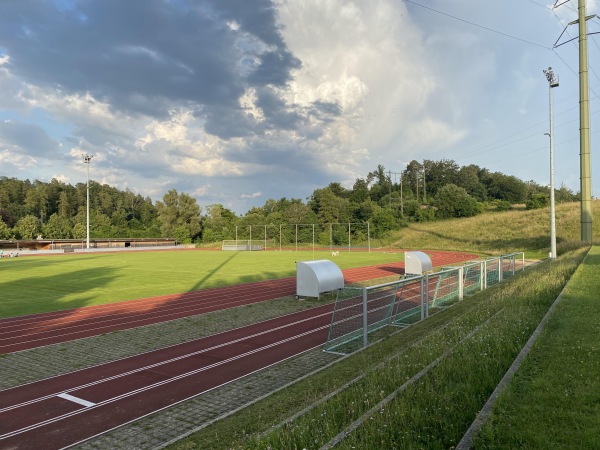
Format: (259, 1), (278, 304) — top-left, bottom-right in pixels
(0, 324), (329, 441)
(0, 288), (295, 342)
(70, 341), (328, 450)
(56, 393), (96, 408)
(0, 285), (295, 333)
(0, 310), (332, 414)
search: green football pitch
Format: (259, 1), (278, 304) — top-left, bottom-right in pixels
(0, 249), (404, 318)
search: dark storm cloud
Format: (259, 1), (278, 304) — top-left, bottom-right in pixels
(0, 0), (304, 137)
(0, 121), (61, 156)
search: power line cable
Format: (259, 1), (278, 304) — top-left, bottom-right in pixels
(403, 0), (552, 49)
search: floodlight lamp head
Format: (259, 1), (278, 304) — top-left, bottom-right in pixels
(543, 67), (559, 88)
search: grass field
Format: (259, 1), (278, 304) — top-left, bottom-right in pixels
(473, 246), (600, 449)
(0, 249), (405, 318)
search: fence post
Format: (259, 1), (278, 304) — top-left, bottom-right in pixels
(522, 252), (525, 271)
(458, 267), (464, 300)
(499, 256), (504, 282)
(424, 275), (430, 318)
(362, 287), (368, 348)
(483, 260), (487, 290)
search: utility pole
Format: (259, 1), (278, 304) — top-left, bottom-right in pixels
(554, 0), (594, 242)
(423, 167), (427, 204)
(544, 67), (559, 259)
(83, 154), (93, 250)
(387, 170), (405, 215)
(577, 0), (593, 242)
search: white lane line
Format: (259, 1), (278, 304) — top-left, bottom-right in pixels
(0, 311), (332, 414)
(0, 287), (297, 350)
(57, 393), (96, 408)
(0, 324), (328, 441)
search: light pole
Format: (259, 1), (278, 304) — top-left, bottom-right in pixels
(83, 154), (93, 250)
(543, 67), (558, 259)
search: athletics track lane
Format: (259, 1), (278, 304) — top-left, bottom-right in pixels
(0, 251), (476, 354)
(0, 305), (334, 449)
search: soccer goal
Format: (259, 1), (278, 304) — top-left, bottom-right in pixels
(324, 276), (425, 355)
(221, 239), (275, 251)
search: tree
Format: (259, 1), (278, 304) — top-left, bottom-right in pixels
(457, 165), (487, 201)
(403, 160), (422, 200)
(0, 217), (12, 239)
(155, 189), (201, 240)
(201, 204), (237, 243)
(350, 178), (370, 204)
(434, 184), (482, 219)
(42, 213), (72, 239)
(314, 188), (349, 224)
(15, 215), (40, 239)
(422, 159), (460, 199)
(371, 207), (398, 237)
(483, 172), (527, 204)
(24, 181), (48, 224)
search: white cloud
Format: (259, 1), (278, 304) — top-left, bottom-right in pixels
(241, 192), (262, 199)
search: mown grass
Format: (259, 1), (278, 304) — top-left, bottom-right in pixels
(168, 247), (587, 450)
(0, 250), (404, 318)
(388, 200), (600, 258)
(473, 246), (600, 449)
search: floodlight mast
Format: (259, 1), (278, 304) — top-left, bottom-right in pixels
(83, 154), (94, 250)
(543, 67), (558, 260)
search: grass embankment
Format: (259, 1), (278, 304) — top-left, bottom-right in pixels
(474, 246), (600, 449)
(0, 250), (404, 318)
(389, 200), (600, 258)
(169, 247), (587, 450)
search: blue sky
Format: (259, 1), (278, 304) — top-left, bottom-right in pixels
(1, 0), (599, 213)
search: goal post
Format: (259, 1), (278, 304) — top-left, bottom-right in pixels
(324, 276), (424, 355)
(221, 239), (275, 251)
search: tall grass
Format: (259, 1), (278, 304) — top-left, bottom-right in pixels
(388, 200), (600, 257)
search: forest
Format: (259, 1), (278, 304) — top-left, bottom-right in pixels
(0, 159), (578, 245)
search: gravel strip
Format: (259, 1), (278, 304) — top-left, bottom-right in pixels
(76, 348), (341, 449)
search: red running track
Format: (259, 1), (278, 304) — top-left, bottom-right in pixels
(0, 305), (334, 449)
(0, 251), (476, 354)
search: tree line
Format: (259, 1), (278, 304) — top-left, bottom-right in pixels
(0, 159), (578, 244)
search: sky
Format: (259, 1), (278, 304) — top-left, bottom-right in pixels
(1, 0), (600, 214)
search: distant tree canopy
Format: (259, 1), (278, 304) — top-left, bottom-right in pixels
(0, 161), (578, 244)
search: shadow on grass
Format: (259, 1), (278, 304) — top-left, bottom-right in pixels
(0, 254), (106, 273)
(0, 265), (120, 318)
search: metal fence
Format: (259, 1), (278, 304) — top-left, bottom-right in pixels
(324, 252), (526, 355)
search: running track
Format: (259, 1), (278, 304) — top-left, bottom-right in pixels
(0, 251), (476, 354)
(0, 251), (476, 449)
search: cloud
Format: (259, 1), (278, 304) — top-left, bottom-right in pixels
(1, 0), (582, 215)
(241, 191), (262, 199)
(0, 120), (61, 156)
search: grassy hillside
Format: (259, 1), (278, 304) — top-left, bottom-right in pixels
(387, 200), (600, 257)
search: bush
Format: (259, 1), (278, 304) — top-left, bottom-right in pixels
(493, 200), (512, 212)
(434, 184), (482, 219)
(525, 193), (549, 210)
